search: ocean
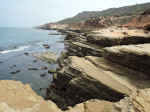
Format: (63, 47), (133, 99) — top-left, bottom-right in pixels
(0, 28), (65, 97)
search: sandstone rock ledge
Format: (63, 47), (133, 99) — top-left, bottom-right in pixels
(46, 27), (150, 112)
(87, 27), (150, 47)
(66, 88), (150, 112)
(103, 43), (150, 75)
(0, 80), (61, 112)
(1, 80), (149, 112)
(47, 55), (150, 109)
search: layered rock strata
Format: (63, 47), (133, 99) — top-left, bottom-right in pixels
(65, 28), (150, 57)
(103, 44), (150, 75)
(87, 27), (150, 47)
(1, 80), (150, 112)
(47, 27), (150, 111)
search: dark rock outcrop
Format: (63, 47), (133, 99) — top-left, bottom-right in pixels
(103, 43), (150, 76)
(28, 68), (39, 71)
(43, 44), (50, 49)
(46, 26), (150, 111)
(142, 9), (150, 15)
(47, 54), (150, 109)
(10, 70), (21, 74)
(24, 52), (29, 56)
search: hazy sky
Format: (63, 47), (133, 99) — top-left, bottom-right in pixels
(0, 0), (149, 27)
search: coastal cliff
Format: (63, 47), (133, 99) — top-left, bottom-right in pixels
(47, 26), (150, 110)
(44, 9), (150, 112)
(1, 5), (150, 112)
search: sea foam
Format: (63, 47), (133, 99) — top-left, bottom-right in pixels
(0, 46), (30, 54)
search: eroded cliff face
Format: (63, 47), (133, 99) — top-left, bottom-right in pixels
(2, 26), (150, 112)
(5, 9), (150, 112)
(46, 26), (150, 112)
(38, 15), (134, 31)
(123, 9), (150, 30)
(84, 16), (134, 28)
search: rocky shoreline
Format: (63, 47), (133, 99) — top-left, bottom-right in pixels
(2, 9), (150, 112)
(45, 26), (150, 112)
(1, 26), (150, 112)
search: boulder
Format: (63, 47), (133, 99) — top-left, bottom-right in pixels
(0, 80), (62, 112)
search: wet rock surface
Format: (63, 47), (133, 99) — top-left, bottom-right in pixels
(10, 70), (21, 74)
(28, 67), (39, 71)
(47, 56), (125, 109)
(43, 44), (50, 49)
(40, 73), (47, 77)
(33, 51), (58, 64)
(24, 52), (29, 56)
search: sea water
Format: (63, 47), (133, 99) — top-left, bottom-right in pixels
(0, 28), (65, 97)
